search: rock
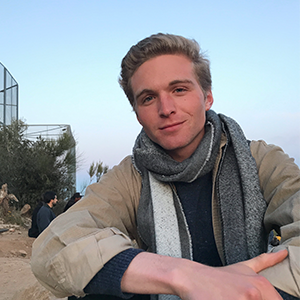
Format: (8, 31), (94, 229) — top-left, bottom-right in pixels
(0, 183), (19, 215)
(9, 228), (15, 232)
(10, 224), (20, 229)
(22, 216), (32, 228)
(20, 204), (31, 216)
(18, 250), (27, 257)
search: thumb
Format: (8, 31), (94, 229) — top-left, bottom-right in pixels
(242, 249), (288, 273)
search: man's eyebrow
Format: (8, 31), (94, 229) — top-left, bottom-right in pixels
(169, 79), (195, 86)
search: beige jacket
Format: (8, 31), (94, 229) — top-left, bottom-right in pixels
(31, 140), (300, 298)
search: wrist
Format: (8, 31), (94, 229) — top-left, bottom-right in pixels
(122, 252), (201, 296)
(167, 257), (208, 298)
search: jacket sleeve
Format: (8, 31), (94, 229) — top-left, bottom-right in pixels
(250, 140), (300, 297)
(31, 156), (142, 298)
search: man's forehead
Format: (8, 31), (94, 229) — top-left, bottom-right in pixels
(131, 54), (196, 92)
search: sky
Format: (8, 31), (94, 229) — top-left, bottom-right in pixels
(1, 0), (299, 192)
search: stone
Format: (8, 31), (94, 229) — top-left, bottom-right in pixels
(18, 250), (27, 257)
(20, 204), (31, 216)
(0, 183), (19, 215)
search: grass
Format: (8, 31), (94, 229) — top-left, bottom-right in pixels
(0, 207), (25, 227)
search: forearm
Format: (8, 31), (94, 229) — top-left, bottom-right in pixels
(84, 249), (298, 299)
(121, 250), (288, 300)
(121, 252), (190, 296)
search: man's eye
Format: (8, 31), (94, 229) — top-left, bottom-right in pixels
(174, 88), (186, 93)
(143, 96), (154, 103)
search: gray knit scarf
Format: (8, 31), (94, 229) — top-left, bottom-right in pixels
(132, 110), (267, 300)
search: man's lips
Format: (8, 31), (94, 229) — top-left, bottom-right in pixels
(159, 121), (185, 131)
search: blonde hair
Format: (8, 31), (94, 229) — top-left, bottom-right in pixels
(119, 33), (211, 109)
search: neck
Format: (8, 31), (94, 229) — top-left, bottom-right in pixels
(47, 202), (53, 208)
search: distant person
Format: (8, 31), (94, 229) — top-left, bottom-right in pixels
(28, 199), (44, 238)
(63, 192), (82, 212)
(36, 191), (58, 234)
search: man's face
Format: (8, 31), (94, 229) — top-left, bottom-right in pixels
(75, 196), (81, 202)
(131, 54), (213, 162)
(52, 195), (58, 206)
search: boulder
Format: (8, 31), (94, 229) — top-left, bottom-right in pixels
(20, 204), (31, 216)
(18, 250), (27, 257)
(0, 183), (19, 215)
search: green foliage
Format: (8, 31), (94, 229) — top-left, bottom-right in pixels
(88, 161), (109, 184)
(0, 120), (76, 209)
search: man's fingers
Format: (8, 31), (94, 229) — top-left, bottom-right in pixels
(243, 249), (288, 273)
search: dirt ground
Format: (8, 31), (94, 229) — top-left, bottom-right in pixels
(0, 224), (67, 300)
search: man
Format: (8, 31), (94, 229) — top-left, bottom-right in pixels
(28, 199), (44, 238)
(31, 34), (300, 300)
(63, 192), (82, 212)
(36, 191), (58, 234)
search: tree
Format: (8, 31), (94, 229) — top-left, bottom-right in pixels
(78, 161), (109, 195)
(87, 161), (109, 184)
(0, 120), (76, 209)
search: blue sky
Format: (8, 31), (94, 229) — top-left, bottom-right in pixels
(1, 0), (299, 191)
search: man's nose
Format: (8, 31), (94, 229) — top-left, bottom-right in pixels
(158, 94), (176, 117)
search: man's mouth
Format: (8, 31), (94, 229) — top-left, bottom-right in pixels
(160, 121), (185, 131)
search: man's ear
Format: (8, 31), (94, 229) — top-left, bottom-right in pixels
(205, 90), (214, 111)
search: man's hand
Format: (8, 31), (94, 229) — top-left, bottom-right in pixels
(121, 249), (288, 300)
(175, 249), (288, 300)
